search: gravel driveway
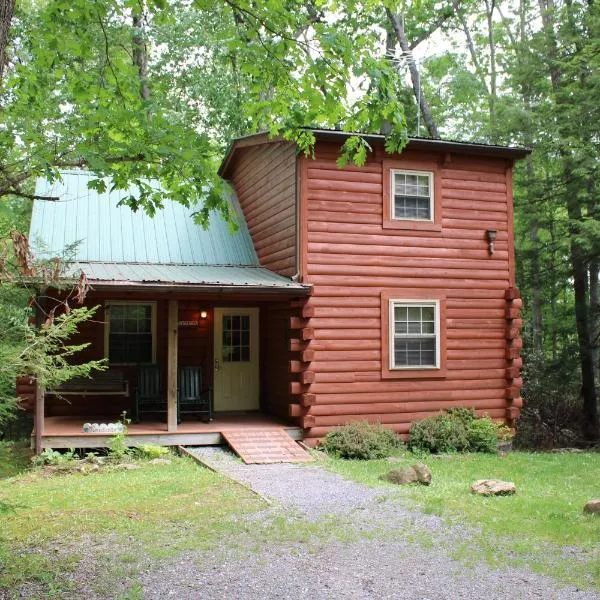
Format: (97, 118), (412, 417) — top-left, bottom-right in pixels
(136, 448), (599, 600)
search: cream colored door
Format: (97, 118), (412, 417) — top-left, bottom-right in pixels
(213, 308), (259, 411)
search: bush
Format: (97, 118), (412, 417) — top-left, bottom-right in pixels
(408, 409), (500, 454)
(136, 444), (170, 459)
(320, 421), (402, 459)
(514, 350), (583, 449)
(408, 412), (470, 453)
(32, 448), (76, 466)
(466, 418), (499, 453)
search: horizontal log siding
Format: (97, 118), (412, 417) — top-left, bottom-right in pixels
(231, 142), (297, 277)
(301, 143), (516, 440)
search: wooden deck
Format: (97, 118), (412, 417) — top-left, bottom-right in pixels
(39, 413), (303, 449)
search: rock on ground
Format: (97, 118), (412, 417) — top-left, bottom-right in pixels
(584, 499), (600, 514)
(471, 479), (517, 496)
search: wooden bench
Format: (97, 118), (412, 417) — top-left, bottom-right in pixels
(46, 369), (129, 397)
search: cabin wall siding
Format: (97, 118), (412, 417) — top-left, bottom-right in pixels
(299, 142), (520, 441)
(231, 142), (297, 277)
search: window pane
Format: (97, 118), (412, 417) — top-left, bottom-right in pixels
(393, 172), (432, 220)
(392, 302), (437, 368)
(394, 337), (436, 367)
(407, 307), (421, 321)
(108, 304), (153, 363)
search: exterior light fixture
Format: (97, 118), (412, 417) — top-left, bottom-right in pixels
(200, 311), (208, 319)
(486, 229), (497, 256)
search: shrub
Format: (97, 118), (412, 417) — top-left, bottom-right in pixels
(466, 417), (499, 453)
(408, 412), (470, 453)
(136, 444), (170, 459)
(320, 420), (402, 459)
(32, 448), (76, 466)
(514, 350), (583, 449)
(408, 410), (500, 454)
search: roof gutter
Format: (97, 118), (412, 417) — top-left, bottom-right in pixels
(86, 281), (311, 295)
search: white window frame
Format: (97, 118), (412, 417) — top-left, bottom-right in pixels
(389, 299), (440, 370)
(390, 169), (434, 222)
(104, 301), (157, 365)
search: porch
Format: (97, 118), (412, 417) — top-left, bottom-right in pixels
(39, 413), (303, 449)
(32, 289), (313, 452)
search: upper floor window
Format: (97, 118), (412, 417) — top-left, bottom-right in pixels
(106, 302), (156, 364)
(391, 170), (433, 221)
(383, 160), (441, 232)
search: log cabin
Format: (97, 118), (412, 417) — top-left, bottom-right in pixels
(19, 129), (529, 453)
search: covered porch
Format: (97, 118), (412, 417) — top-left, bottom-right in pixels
(32, 278), (312, 452)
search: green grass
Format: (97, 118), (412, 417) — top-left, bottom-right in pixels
(0, 454), (264, 597)
(325, 450), (600, 589)
(0, 440), (32, 478)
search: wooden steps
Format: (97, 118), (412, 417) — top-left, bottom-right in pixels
(221, 429), (313, 464)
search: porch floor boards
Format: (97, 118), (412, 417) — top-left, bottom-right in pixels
(39, 414), (303, 449)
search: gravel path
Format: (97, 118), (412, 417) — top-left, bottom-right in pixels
(135, 447), (600, 600)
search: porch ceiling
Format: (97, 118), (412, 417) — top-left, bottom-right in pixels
(70, 261), (308, 292)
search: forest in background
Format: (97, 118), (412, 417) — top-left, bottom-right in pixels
(1, 0), (599, 446)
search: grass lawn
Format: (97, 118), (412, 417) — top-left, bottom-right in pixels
(325, 450), (600, 590)
(0, 452), (264, 598)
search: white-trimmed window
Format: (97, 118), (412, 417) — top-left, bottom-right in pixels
(106, 302), (156, 364)
(391, 170), (434, 221)
(390, 300), (439, 369)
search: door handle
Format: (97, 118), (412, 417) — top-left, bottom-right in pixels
(215, 359), (220, 371)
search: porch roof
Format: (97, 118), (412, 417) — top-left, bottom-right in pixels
(69, 261), (307, 292)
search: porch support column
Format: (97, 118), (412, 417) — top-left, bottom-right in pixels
(167, 299), (178, 432)
(34, 298), (45, 454)
(34, 382), (44, 454)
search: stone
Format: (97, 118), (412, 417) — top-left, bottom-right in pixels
(471, 479), (516, 496)
(116, 463), (140, 470)
(583, 499), (600, 514)
(149, 458), (172, 465)
(383, 463), (432, 486)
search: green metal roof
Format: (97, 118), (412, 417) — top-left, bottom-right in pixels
(30, 170), (257, 266)
(29, 170), (307, 292)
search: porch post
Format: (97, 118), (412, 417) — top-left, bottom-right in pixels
(34, 382), (44, 454)
(167, 299), (178, 432)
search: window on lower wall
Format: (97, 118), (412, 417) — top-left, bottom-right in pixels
(391, 301), (439, 369)
(380, 290), (446, 379)
(106, 302), (156, 364)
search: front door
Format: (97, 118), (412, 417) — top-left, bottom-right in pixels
(213, 307), (259, 411)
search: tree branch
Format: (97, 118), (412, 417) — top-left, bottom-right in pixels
(386, 9), (441, 139)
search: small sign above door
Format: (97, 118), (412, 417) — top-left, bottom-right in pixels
(178, 320), (199, 327)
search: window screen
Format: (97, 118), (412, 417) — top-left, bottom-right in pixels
(393, 171), (432, 220)
(392, 302), (437, 368)
(108, 304), (153, 364)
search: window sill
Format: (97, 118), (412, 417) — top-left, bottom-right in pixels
(382, 219), (442, 232)
(381, 367), (447, 380)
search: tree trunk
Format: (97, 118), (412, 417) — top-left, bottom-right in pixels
(537, 0), (599, 440)
(484, 0), (497, 141)
(0, 0), (15, 86)
(386, 9), (440, 139)
(526, 155), (543, 354)
(589, 261), (599, 383)
(132, 10), (150, 102)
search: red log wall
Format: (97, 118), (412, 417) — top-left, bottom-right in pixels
(294, 141), (522, 442)
(230, 141), (297, 277)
